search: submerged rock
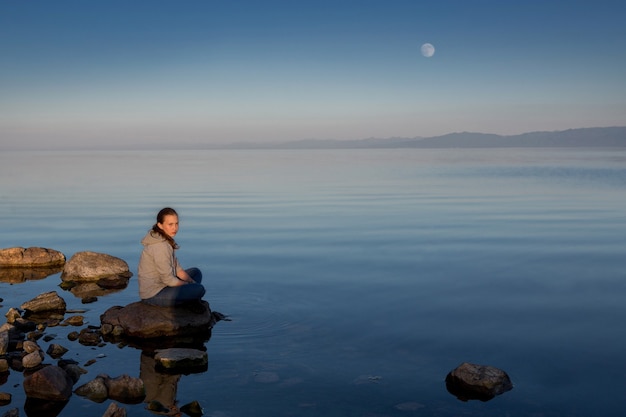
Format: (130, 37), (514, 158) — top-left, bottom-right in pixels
(445, 362), (513, 401)
(154, 348), (208, 373)
(100, 301), (214, 339)
(61, 251), (132, 282)
(0, 247), (65, 267)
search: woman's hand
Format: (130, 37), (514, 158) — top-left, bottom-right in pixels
(177, 270), (195, 284)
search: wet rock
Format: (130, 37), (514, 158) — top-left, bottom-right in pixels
(0, 332), (8, 355)
(27, 331), (45, 342)
(4, 308), (21, 324)
(0, 392), (11, 406)
(23, 340), (40, 353)
(445, 362), (513, 401)
(43, 334), (56, 342)
(75, 372), (144, 404)
(180, 400), (204, 417)
(105, 374), (146, 404)
(20, 291), (67, 314)
(47, 344), (69, 359)
(22, 351), (44, 369)
(23, 365), (74, 401)
(0, 247), (66, 267)
(100, 301), (214, 339)
(62, 315), (84, 326)
(0, 359), (9, 373)
(77, 328), (101, 346)
(102, 401), (127, 417)
(74, 375), (109, 403)
(61, 251), (132, 282)
(154, 348), (208, 373)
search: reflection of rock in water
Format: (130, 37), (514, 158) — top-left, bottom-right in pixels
(66, 281), (126, 299)
(140, 352), (181, 409)
(0, 266), (63, 283)
(23, 397), (68, 417)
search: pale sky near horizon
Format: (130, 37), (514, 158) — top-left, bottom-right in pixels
(1, 0), (625, 150)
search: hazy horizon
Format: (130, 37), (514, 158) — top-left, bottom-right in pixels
(2, 126), (625, 152)
(1, 1), (625, 150)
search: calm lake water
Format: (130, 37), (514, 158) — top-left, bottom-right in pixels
(1, 148), (625, 417)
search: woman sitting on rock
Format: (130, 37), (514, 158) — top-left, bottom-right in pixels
(138, 207), (206, 309)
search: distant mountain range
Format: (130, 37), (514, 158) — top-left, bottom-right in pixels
(222, 126), (626, 149)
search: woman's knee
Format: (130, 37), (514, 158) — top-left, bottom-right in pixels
(186, 267), (202, 283)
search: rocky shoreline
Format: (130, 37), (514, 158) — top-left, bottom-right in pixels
(0, 247), (220, 417)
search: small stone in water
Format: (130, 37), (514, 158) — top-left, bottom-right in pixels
(180, 400), (203, 416)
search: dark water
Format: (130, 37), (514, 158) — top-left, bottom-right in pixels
(1, 148), (625, 416)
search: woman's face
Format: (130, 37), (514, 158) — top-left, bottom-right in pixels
(158, 214), (179, 238)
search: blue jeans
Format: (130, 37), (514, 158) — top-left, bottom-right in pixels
(143, 267), (206, 307)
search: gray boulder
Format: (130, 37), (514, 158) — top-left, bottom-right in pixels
(445, 362), (513, 401)
(100, 301), (214, 339)
(0, 247), (65, 267)
(61, 251), (132, 282)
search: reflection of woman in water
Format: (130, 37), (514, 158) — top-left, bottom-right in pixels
(138, 207), (206, 307)
(140, 352), (180, 412)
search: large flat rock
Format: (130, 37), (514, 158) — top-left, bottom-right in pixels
(100, 301), (214, 339)
(0, 247), (65, 267)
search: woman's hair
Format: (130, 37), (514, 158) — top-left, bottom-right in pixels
(151, 207), (180, 249)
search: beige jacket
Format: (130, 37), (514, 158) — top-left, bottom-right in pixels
(137, 231), (183, 299)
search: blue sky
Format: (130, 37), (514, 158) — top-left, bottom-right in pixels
(1, 0), (625, 149)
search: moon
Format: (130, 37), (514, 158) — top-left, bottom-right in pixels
(421, 43), (435, 58)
